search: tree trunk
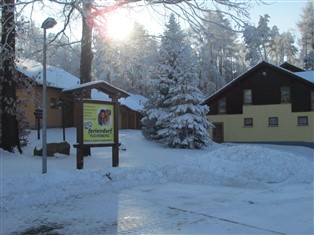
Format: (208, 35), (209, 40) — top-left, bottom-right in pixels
(1, 0), (22, 153)
(80, 2), (93, 86)
(79, 2), (93, 156)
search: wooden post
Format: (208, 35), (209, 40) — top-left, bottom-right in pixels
(77, 146), (84, 169)
(76, 92), (84, 169)
(34, 109), (43, 140)
(112, 96), (119, 167)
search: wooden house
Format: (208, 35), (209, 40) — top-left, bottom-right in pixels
(119, 95), (147, 129)
(204, 61), (314, 147)
(16, 59), (80, 129)
(15, 60), (147, 131)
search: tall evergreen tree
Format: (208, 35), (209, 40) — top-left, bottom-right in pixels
(271, 30), (298, 65)
(1, 0), (22, 152)
(195, 11), (238, 94)
(243, 14), (278, 65)
(142, 14), (212, 149)
(297, 1), (314, 70)
(243, 14), (298, 66)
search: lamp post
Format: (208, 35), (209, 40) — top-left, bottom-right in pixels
(41, 17), (57, 174)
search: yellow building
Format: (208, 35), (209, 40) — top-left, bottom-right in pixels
(16, 59), (80, 128)
(205, 61), (314, 147)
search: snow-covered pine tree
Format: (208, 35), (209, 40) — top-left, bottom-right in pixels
(141, 77), (165, 140)
(141, 14), (181, 141)
(297, 1), (314, 70)
(143, 14), (212, 149)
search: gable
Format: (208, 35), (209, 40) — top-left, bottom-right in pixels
(205, 61), (314, 114)
(205, 61), (314, 104)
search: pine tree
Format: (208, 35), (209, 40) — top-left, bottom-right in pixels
(1, 0), (22, 153)
(194, 11), (239, 94)
(142, 14), (212, 149)
(297, 1), (314, 70)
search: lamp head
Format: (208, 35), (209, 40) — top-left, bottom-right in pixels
(41, 17), (57, 29)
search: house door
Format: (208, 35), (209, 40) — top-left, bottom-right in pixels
(212, 122), (224, 143)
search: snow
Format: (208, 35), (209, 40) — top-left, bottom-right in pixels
(295, 71), (314, 83)
(91, 89), (147, 111)
(120, 94), (147, 111)
(16, 59), (80, 89)
(91, 88), (110, 100)
(1, 128), (313, 234)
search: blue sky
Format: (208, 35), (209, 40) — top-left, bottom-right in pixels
(138, 1), (309, 38)
(249, 0), (308, 33)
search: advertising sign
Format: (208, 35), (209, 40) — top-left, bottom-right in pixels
(83, 101), (115, 144)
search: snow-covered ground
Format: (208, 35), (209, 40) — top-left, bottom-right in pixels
(1, 128), (313, 234)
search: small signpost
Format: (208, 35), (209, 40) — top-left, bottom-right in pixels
(34, 108), (43, 140)
(83, 100), (115, 145)
(62, 81), (129, 169)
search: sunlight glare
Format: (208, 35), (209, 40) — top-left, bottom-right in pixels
(106, 14), (134, 40)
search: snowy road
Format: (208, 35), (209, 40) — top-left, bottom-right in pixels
(3, 181), (313, 234)
(116, 183), (312, 234)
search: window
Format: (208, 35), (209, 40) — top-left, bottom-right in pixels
(281, 87), (290, 103)
(244, 118), (253, 127)
(50, 98), (58, 109)
(268, 117), (279, 126)
(298, 116), (308, 126)
(218, 98), (226, 113)
(311, 92), (314, 110)
(244, 89), (252, 104)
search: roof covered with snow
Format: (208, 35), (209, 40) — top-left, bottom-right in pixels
(16, 59), (80, 89)
(294, 71), (314, 83)
(63, 80), (129, 100)
(120, 94), (148, 111)
(91, 89), (147, 111)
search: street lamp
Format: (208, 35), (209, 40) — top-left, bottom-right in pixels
(41, 17), (57, 174)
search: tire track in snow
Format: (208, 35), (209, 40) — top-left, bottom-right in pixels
(168, 206), (286, 235)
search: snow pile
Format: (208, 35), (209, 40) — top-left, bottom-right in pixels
(2, 170), (108, 211)
(106, 145), (312, 189)
(3, 144), (312, 215)
(190, 145), (312, 185)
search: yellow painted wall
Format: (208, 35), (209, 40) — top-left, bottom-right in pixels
(207, 104), (314, 143)
(17, 86), (63, 128)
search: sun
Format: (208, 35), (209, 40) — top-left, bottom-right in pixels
(106, 13), (134, 40)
